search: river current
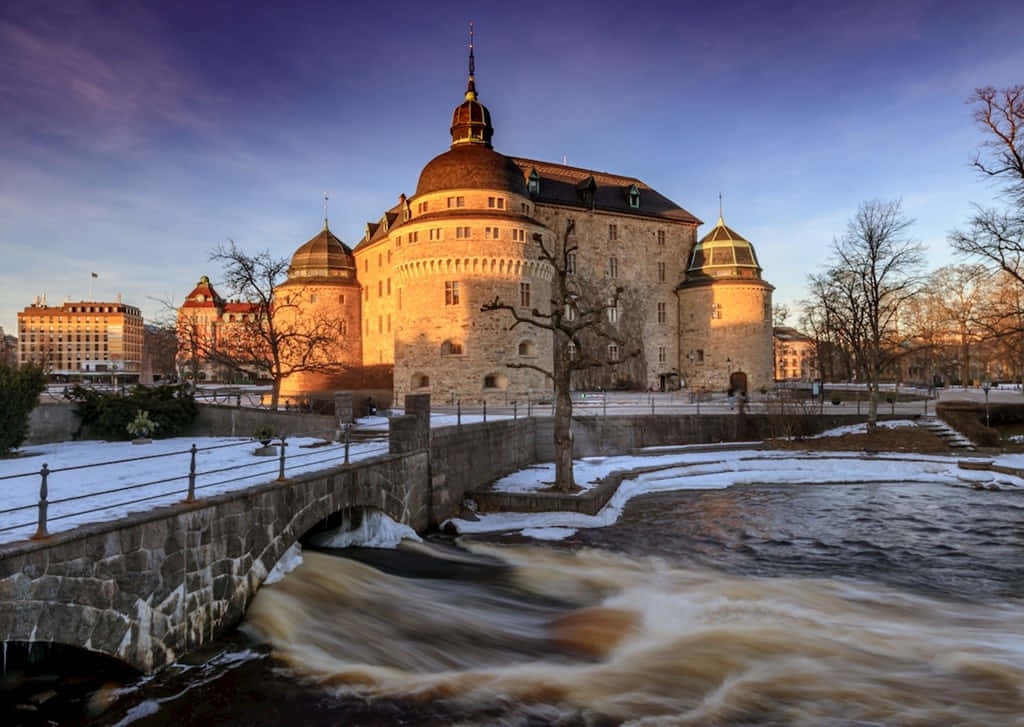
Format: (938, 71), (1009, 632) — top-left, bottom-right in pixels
(36, 481), (1024, 725)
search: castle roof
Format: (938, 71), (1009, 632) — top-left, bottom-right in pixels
(416, 144), (528, 197)
(181, 276), (224, 308)
(686, 215), (762, 277)
(287, 224), (357, 282)
(511, 158), (700, 223)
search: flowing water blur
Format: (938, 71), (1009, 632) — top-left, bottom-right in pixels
(90, 481), (1024, 725)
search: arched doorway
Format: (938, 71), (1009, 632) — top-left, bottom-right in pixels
(729, 371), (748, 394)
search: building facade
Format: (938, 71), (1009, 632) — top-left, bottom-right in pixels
(0, 326), (16, 368)
(16, 298), (143, 378)
(176, 276), (260, 382)
(773, 326), (819, 381)
(182, 51), (775, 401)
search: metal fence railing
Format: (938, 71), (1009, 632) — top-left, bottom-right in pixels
(0, 425), (389, 543)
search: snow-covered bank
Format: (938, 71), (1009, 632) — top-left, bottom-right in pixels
(449, 449), (1023, 537)
(811, 419), (918, 438)
(0, 436), (389, 544)
(307, 510), (421, 549)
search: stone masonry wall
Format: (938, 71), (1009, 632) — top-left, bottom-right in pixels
(0, 450), (429, 673)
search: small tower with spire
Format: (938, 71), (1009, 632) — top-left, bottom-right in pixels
(449, 22), (494, 147)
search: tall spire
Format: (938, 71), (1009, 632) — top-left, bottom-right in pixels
(466, 21), (477, 100)
(718, 192), (724, 224)
(323, 192), (330, 230)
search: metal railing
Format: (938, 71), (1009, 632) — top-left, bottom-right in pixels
(0, 425), (389, 543)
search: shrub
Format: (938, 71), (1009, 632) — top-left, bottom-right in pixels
(0, 363), (47, 455)
(127, 410), (159, 439)
(252, 424), (277, 444)
(65, 383), (197, 440)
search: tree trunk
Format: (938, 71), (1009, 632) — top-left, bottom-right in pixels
(552, 348), (575, 492)
(270, 378), (281, 410)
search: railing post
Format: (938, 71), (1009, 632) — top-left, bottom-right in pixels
(527, 396), (532, 417)
(184, 444), (197, 503)
(277, 435), (287, 481)
(31, 463), (49, 540)
(603, 394), (607, 417)
(344, 424), (351, 465)
(513, 400), (518, 420)
(483, 400), (487, 422)
(651, 396), (655, 415)
(457, 399), (461, 427)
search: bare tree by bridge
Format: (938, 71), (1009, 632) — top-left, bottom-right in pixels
(482, 220), (637, 492)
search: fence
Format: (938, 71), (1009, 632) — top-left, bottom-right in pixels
(0, 426), (389, 544)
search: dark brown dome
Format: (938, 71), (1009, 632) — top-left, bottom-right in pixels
(415, 144), (528, 197)
(287, 225), (357, 281)
(450, 97), (493, 147)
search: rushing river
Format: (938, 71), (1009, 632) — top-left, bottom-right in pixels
(11, 480), (1024, 726)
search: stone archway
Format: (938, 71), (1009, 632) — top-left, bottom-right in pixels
(729, 371), (748, 394)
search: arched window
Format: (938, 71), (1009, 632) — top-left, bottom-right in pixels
(528, 168), (540, 197)
(440, 340), (464, 356)
(410, 373), (430, 389)
(518, 340), (537, 356)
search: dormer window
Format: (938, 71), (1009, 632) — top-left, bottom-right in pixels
(577, 176), (597, 208)
(528, 168), (540, 197)
(627, 184), (640, 209)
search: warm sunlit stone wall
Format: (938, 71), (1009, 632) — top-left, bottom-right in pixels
(274, 278), (362, 399)
(526, 205), (698, 390)
(677, 280), (774, 392)
(355, 188), (555, 403)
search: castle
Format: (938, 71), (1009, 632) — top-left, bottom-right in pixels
(182, 45), (774, 403)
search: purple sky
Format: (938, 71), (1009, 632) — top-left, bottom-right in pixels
(2, 0), (1023, 335)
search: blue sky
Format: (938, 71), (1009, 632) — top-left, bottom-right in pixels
(2, 0), (1023, 334)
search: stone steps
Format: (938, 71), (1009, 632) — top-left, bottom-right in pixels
(918, 416), (976, 451)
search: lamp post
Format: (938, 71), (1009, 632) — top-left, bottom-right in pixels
(982, 383), (991, 427)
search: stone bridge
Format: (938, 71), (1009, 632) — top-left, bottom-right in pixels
(0, 399), (432, 673)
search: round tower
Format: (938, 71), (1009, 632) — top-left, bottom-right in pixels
(275, 220), (362, 400)
(677, 214), (774, 394)
(361, 34), (554, 404)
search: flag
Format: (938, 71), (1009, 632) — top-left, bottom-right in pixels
(91, 272), (98, 278)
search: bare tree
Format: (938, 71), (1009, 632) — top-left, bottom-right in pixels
(482, 220), (638, 492)
(950, 85), (1024, 314)
(772, 303), (791, 328)
(208, 241), (351, 409)
(821, 200), (925, 431)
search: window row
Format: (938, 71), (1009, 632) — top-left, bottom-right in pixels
(409, 372), (511, 391)
(439, 339), (537, 357)
(444, 281), (531, 307)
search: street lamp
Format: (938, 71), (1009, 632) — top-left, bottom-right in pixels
(982, 383), (991, 427)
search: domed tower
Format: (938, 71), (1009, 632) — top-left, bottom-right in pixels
(677, 213), (774, 393)
(275, 215), (363, 400)
(355, 29), (554, 403)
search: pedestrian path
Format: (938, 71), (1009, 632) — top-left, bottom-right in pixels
(917, 416), (976, 451)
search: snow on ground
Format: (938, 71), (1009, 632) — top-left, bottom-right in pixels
(0, 436), (390, 545)
(811, 419), (919, 438)
(450, 449), (1022, 537)
(355, 410), (516, 431)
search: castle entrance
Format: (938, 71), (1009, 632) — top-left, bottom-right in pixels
(729, 371), (748, 394)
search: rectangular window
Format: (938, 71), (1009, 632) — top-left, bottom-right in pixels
(387, 314), (391, 332)
(310, 294), (318, 303)
(657, 302), (666, 323)
(657, 262), (665, 282)
(712, 303), (723, 320)
(378, 281), (383, 297)
(567, 342), (576, 361)
(608, 256), (618, 278)
(448, 196), (465, 208)
(445, 281), (460, 305)
(378, 253), (382, 267)
(565, 303), (576, 321)
(455, 226), (471, 239)
(485, 227), (500, 239)
(520, 282), (531, 307)
(696, 349), (704, 363)
(609, 224), (618, 240)
(387, 278), (391, 295)
(409, 231), (419, 243)
(418, 201), (428, 213)
(566, 252), (576, 274)
(510, 228), (526, 242)
(395, 236), (402, 248)
(378, 316), (383, 333)
(657, 230), (666, 246)
(608, 344), (620, 362)
(658, 346), (666, 363)
(429, 227), (442, 241)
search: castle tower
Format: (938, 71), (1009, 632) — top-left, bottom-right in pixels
(677, 214), (774, 393)
(353, 32), (553, 402)
(276, 220), (363, 400)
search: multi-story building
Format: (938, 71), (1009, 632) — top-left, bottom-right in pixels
(773, 326), (819, 381)
(176, 276), (260, 382)
(16, 297), (144, 378)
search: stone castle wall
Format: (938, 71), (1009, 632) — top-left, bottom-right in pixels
(678, 280), (774, 392)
